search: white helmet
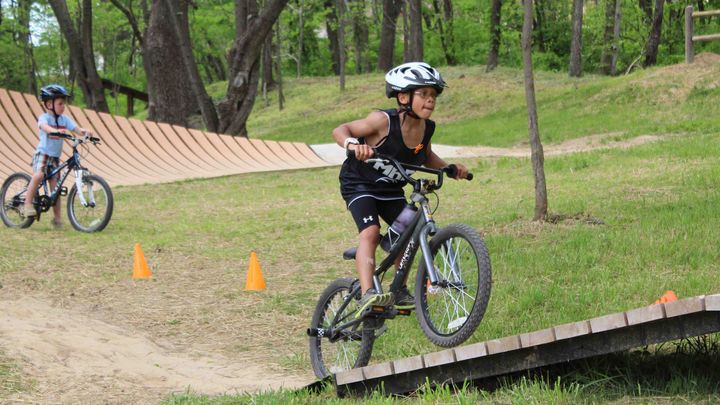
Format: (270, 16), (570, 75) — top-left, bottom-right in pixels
(385, 62), (447, 98)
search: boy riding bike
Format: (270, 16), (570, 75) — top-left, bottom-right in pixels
(24, 84), (93, 226)
(332, 62), (469, 316)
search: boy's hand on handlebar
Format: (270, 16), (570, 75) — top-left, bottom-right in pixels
(445, 163), (474, 180)
(348, 143), (375, 161)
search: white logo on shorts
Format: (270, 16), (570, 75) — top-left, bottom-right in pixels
(363, 215), (374, 223)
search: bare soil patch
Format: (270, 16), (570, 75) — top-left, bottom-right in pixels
(0, 297), (309, 404)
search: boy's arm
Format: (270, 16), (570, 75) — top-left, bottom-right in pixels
(72, 126), (92, 137)
(425, 143), (469, 179)
(332, 111), (387, 161)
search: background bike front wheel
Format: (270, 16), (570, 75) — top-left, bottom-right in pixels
(0, 172), (35, 229)
(415, 223), (492, 347)
(67, 174), (113, 232)
(308, 277), (375, 379)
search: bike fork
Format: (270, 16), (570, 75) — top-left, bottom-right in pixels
(74, 169), (94, 207)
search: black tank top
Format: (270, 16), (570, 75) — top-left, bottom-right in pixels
(339, 109), (435, 201)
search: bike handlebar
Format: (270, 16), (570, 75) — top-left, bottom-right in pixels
(346, 148), (474, 183)
(49, 132), (101, 145)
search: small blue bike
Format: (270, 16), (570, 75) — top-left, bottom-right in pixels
(0, 132), (113, 232)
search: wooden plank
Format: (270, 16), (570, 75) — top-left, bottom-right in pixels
(519, 327), (555, 348)
(336, 306), (720, 397)
(110, 115), (185, 176)
(213, 133), (267, 170)
(292, 141), (329, 165)
(693, 10), (720, 17)
(155, 122), (220, 173)
(362, 362), (394, 380)
(664, 296), (705, 318)
(454, 342), (488, 362)
(423, 349), (456, 367)
(626, 304), (665, 325)
(392, 355), (424, 374)
(589, 312), (627, 333)
(554, 320), (590, 340)
(187, 129), (255, 172)
(693, 33), (720, 42)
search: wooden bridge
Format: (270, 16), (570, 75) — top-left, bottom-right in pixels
(334, 293), (720, 396)
(0, 88), (331, 187)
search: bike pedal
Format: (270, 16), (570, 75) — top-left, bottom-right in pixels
(396, 308), (412, 316)
(370, 305), (387, 313)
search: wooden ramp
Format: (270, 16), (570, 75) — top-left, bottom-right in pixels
(334, 293), (720, 396)
(0, 88), (331, 186)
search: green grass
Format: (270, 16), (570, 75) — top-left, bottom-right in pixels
(4, 59), (720, 402)
(239, 59), (720, 147)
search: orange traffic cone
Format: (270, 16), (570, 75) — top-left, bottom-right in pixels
(245, 250), (266, 291)
(132, 243), (153, 279)
(654, 290), (678, 304)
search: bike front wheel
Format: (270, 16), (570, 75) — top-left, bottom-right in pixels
(308, 277), (375, 379)
(67, 174), (113, 232)
(415, 223), (492, 347)
(0, 172), (35, 229)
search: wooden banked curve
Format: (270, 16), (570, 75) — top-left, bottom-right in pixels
(0, 88), (332, 186)
(335, 293), (720, 397)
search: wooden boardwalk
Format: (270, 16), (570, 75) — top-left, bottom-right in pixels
(335, 294), (720, 396)
(0, 88), (331, 186)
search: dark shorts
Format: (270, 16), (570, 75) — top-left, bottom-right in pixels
(346, 195), (406, 233)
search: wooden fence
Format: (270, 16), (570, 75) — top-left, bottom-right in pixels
(685, 5), (720, 63)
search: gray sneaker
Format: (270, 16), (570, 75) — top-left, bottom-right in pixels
(355, 288), (394, 318)
(394, 286), (415, 309)
(23, 205), (36, 217)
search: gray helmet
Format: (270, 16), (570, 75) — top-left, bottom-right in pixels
(40, 84), (71, 102)
(385, 62), (447, 98)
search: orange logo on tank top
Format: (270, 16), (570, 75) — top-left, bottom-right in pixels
(414, 143), (424, 154)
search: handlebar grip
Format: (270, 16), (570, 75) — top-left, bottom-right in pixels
(444, 164), (473, 181)
(49, 132), (72, 139)
(346, 147), (377, 160)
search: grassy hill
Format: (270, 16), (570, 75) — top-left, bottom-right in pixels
(3, 56), (720, 403)
(242, 53), (720, 147)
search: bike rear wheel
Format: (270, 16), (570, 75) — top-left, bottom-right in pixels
(0, 172), (35, 228)
(415, 223), (492, 347)
(67, 174), (113, 232)
(309, 277), (375, 379)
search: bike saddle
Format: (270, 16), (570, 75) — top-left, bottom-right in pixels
(342, 247), (356, 260)
(342, 234), (385, 260)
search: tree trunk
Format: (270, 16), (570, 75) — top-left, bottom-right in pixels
(521, 0), (548, 222)
(296, 0), (305, 77)
(639, 0), (653, 23)
(600, 0), (615, 74)
(610, 0), (621, 75)
(163, 0), (218, 132)
(486, 0), (502, 72)
(351, 0), (370, 73)
(406, 0), (423, 61)
(142, 0), (197, 126)
(275, 20), (285, 110)
(324, 0), (341, 75)
(17, 0), (37, 95)
(262, 30), (276, 90)
(643, 0), (665, 67)
(336, 0), (347, 90)
(378, 0), (402, 71)
(430, 0), (456, 65)
(569, 0), (583, 77)
(535, 0), (547, 52)
(218, 0), (289, 136)
(48, 0), (109, 112)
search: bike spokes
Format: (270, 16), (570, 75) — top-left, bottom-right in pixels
(416, 224), (492, 347)
(0, 173), (35, 228)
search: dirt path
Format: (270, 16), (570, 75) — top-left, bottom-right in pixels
(0, 297), (310, 404)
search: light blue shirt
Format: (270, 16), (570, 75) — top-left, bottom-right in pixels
(36, 113), (77, 158)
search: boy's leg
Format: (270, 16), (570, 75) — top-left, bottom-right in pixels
(356, 225), (380, 293)
(23, 172), (44, 216)
(49, 175), (61, 224)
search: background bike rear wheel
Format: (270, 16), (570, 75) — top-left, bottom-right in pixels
(309, 277), (375, 379)
(415, 223), (492, 347)
(0, 172), (35, 228)
(67, 174), (113, 232)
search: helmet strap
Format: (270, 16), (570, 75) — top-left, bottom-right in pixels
(397, 93), (419, 121)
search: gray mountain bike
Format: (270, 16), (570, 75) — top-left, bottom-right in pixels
(307, 152), (492, 378)
(0, 132), (113, 232)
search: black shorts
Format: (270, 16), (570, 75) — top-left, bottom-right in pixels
(347, 195), (406, 233)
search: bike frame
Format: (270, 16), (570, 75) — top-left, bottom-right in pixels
(34, 134), (93, 212)
(326, 157), (461, 340)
